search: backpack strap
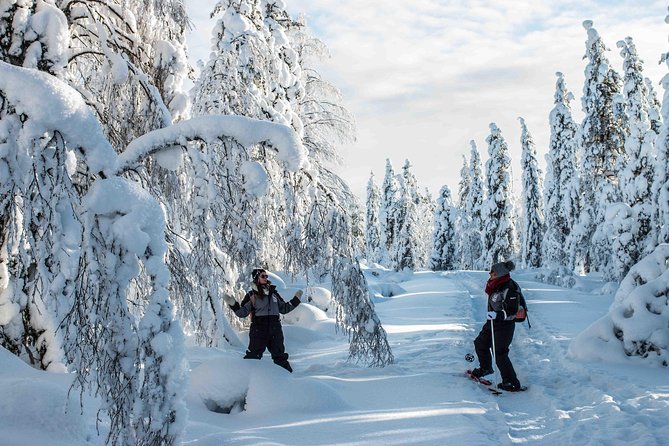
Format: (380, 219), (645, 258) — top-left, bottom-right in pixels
(249, 290), (256, 321)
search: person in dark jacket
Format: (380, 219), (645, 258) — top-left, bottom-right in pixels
(223, 268), (302, 372)
(470, 260), (522, 391)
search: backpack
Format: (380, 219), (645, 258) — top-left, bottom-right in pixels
(515, 291), (530, 327)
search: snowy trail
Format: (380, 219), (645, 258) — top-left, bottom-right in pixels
(450, 271), (669, 445)
(176, 269), (669, 445)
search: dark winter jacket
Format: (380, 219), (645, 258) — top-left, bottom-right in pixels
(231, 284), (300, 320)
(487, 277), (521, 322)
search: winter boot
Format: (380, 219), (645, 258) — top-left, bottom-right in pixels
(471, 367), (494, 378)
(497, 381), (522, 391)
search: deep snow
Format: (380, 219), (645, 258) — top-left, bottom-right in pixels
(0, 268), (667, 445)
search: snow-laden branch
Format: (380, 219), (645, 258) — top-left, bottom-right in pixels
(0, 61), (117, 175)
(111, 115), (310, 176)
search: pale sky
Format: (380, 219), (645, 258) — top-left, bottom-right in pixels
(184, 0), (668, 200)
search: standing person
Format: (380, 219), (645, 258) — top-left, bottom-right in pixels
(223, 268), (302, 372)
(470, 260), (523, 391)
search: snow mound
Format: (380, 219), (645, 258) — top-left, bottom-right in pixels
(281, 303), (338, 342)
(282, 302), (329, 327)
(369, 282), (407, 299)
(570, 244), (669, 367)
(0, 347), (91, 446)
(188, 355), (348, 416)
(303, 286), (336, 314)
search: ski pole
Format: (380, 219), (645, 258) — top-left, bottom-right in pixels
(490, 317), (501, 385)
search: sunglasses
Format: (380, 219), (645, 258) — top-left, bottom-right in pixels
(259, 274), (268, 279)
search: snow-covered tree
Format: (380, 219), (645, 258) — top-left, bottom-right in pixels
(656, 13), (669, 245)
(429, 185), (458, 271)
(481, 124), (518, 266)
(460, 141), (486, 270)
(416, 187), (436, 267)
(0, 0), (68, 76)
(457, 155), (470, 210)
(0, 4), (74, 369)
(518, 117), (544, 268)
(333, 258), (394, 367)
(380, 159), (398, 264)
(645, 77), (663, 135)
(288, 14), (355, 167)
(392, 160), (423, 270)
(365, 172), (383, 263)
(607, 36), (658, 281)
(570, 20), (625, 274)
(62, 0), (190, 147)
(543, 73), (581, 282)
(349, 198), (366, 257)
(187, 0), (296, 338)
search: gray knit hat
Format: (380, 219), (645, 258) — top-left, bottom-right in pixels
(490, 260), (515, 276)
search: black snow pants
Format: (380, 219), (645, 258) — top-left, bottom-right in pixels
(474, 319), (519, 386)
(244, 315), (292, 372)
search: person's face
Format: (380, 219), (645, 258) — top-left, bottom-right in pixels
(489, 270), (497, 279)
(258, 273), (269, 284)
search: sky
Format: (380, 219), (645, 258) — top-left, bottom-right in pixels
(4, 266), (669, 444)
(184, 0), (669, 200)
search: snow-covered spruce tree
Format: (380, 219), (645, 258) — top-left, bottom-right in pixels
(543, 73), (581, 279)
(606, 36), (658, 281)
(365, 172), (383, 263)
(460, 141), (486, 270)
(518, 117), (544, 268)
(393, 159), (423, 270)
(481, 123), (518, 266)
(457, 155), (471, 210)
(417, 187), (436, 267)
(569, 20), (625, 274)
(380, 158), (399, 266)
(429, 185), (458, 271)
(644, 77), (663, 135)
(349, 199), (366, 257)
(455, 155), (471, 268)
(656, 11), (669, 245)
(570, 243), (669, 367)
(394, 194), (420, 271)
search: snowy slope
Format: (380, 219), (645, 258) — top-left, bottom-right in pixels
(0, 269), (667, 445)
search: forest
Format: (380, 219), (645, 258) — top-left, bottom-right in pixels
(0, 1), (668, 445)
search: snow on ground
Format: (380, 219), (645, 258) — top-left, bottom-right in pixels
(0, 269), (668, 445)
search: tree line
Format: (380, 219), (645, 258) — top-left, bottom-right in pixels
(365, 20), (669, 289)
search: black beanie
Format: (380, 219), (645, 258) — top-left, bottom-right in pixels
(491, 260), (515, 276)
(251, 268), (267, 281)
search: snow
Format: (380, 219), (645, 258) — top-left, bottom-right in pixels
(0, 61), (117, 175)
(113, 114), (309, 176)
(2, 268), (668, 445)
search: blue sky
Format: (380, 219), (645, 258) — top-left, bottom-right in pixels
(185, 0), (668, 199)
